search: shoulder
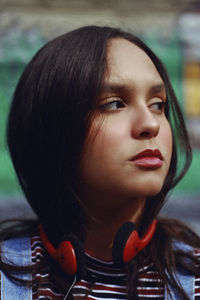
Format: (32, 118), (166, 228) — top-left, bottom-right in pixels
(0, 236), (33, 298)
(172, 238), (200, 268)
(0, 233), (47, 268)
(157, 218), (200, 257)
(1, 236), (32, 266)
(172, 238), (200, 262)
(169, 239), (200, 299)
(172, 239), (195, 252)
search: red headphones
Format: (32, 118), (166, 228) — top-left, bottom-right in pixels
(39, 224), (85, 279)
(39, 219), (157, 279)
(112, 219), (157, 267)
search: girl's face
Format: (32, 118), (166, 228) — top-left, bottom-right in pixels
(79, 38), (172, 206)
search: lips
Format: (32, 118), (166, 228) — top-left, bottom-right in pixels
(130, 149), (163, 168)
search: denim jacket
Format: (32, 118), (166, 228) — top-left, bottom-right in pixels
(0, 237), (195, 299)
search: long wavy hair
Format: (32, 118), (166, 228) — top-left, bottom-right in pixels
(3, 25), (200, 299)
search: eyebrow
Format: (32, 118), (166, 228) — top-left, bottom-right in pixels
(101, 82), (127, 94)
(149, 83), (166, 95)
(101, 82), (166, 96)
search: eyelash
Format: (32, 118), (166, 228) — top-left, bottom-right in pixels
(150, 101), (166, 112)
(99, 99), (166, 113)
(100, 99), (125, 111)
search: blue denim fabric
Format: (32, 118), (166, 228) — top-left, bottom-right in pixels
(1, 237), (32, 299)
(165, 241), (194, 299)
(0, 237), (195, 299)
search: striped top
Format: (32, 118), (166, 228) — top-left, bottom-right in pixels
(30, 235), (200, 299)
(72, 252), (164, 300)
(0, 235), (199, 299)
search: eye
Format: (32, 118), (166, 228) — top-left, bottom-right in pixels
(99, 99), (125, 111)
(150, 101), (166, 112)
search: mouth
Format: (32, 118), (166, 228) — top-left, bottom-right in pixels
(130, 149), (163, 169)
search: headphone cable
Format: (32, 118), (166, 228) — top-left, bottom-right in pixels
(64, 275), (77, 300)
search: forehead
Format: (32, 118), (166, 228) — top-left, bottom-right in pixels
(105, 38), (164, 88)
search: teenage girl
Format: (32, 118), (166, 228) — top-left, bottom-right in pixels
(1, 25), (200, 299)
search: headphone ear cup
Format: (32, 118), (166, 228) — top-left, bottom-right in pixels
(57, 234), (86, 280)
(39, 225), (86, 280)
(112, 222), (137, 268)
(66, 234), (86, 280)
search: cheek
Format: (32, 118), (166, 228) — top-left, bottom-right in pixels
(79, 119), (126, 183)
(84, 118), (127, 159)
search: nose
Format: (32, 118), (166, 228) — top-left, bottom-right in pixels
(131, 106), (160, 139)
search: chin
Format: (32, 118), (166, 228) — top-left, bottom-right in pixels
(131, 181), (164, 198)
(143, 185), (163, 197)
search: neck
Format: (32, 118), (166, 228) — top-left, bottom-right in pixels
(83, 194), (146, 261)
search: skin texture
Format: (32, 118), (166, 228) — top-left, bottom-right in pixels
(79, 38), (173, 260)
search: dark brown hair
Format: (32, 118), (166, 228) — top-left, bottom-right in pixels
(2, 25), (200, 299)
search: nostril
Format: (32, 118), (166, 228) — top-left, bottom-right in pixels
(140, 131), (150, 137)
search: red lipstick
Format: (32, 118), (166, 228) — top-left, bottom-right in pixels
(131, 149), (163, 168)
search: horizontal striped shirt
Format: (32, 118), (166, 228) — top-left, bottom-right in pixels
(30, 235), (200, 299)
(0, 235), (199, 299)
